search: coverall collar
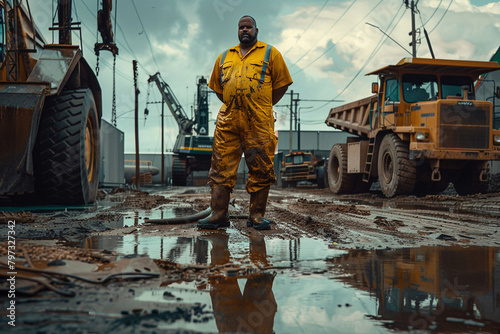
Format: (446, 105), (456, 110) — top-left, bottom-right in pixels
(234, 40), (267, 59)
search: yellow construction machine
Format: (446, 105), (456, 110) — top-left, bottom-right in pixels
(0, 0), (117, 204)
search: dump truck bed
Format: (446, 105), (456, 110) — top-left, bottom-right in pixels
(325, 95), (377, 137)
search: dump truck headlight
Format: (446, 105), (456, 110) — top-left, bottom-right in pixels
(494, 135), (500, 145)
(416, 132), (427, 141)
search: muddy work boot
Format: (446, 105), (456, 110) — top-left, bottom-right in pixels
(197, 186), (231, 229)
(247, 187), (271, 230)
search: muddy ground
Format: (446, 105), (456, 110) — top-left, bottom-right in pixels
(3, 185), (499, 249)
(155, 185), (500, 249)
(1, 185), (499, 333)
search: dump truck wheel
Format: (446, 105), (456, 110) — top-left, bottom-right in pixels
(34, 89), (100, 204)
(453, 169), (488, 195)
(328, 144), (356, 194)
(316, 166), (326, 189)
(377, 134), (416, 197)
(172, 157), (187, 186)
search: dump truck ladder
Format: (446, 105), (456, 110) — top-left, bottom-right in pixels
(362, 137), (376, 182)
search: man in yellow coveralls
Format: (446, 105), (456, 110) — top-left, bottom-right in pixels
(197, 15), (292, 230)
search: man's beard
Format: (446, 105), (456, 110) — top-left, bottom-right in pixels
(239, 33), (257, 44)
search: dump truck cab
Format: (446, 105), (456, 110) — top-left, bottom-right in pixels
(326, 57), (500, 197)
(280, 152), (326, 188)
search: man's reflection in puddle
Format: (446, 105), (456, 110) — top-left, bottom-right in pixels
(200, 232), (277, 333)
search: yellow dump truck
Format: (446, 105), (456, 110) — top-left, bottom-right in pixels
(325, 57), (500, 197)
(280, 152), (326, 188)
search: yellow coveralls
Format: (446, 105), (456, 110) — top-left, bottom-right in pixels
(208, 40), (293, 193)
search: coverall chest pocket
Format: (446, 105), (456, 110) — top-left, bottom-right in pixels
(247, 61), (270, 84)
(221, 61), (233, 86)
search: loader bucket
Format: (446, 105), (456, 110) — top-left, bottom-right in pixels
(0, 84), (48, 195)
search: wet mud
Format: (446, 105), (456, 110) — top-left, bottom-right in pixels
(1, 186), (499, 333)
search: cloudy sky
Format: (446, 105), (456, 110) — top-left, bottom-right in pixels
(30, 0), (500, 153)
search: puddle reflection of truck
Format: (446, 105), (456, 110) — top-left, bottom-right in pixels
(325, 58), (500, 197)
(280, 152), (326, 189)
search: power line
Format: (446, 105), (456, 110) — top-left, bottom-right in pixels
(415, 0), (443, 56)
(283, 0), (330, 57)
(291, 0), (384, 76)
(333, 3), (406, 101)
(288, 0), (359, 70)
(130, 0), (160, 73)
(301, 1), (405, 114)
(76, 0), (147, 75)
(420, 0), (443, 27)
(365, 22), (411, 55)
(429, 0), (454, 34)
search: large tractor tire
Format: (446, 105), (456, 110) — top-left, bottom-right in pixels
(172, 157), (187, 186)
(377, 134), (416, 197)
(34, 89), (100, 205)
(316, 165), (326, 189)
(328, 144), (357, 194)
(453, 168), (488, 196)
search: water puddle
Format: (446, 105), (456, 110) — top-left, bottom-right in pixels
(107, 206), (198, 228)
(84, 229), (345, 270)
(82, 232), (500, 333)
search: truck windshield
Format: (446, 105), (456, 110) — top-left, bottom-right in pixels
(402, 74), (438, 103)
(293, 155), (304, 164)
(385, 78), (400, 102)
(441, 75), (474, 99)
(286, 155), (305, 164)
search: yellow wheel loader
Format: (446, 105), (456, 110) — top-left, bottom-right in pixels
(0, 0), (117, 204)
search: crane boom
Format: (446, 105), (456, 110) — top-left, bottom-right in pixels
(148, 72), (195, 135)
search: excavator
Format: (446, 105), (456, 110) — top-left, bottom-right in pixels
(147, 73), (213, 186)
(0, 0), (117, 204)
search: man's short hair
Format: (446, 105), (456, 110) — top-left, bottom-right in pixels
(239, 15), (257, 28)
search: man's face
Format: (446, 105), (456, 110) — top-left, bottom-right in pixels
(238, 17), (258, 45)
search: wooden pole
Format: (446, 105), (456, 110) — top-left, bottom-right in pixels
(411, 0), (416, 57)
(161, 97), (165, 185)
(133, 60), (140, 190)
(289, 90), (293, 154)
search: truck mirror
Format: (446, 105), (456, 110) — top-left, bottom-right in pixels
(372, 82), (379, 94)
(496, 86), (500, 99)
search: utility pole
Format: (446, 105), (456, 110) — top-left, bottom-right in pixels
(406, 0), (418, 57)
(284, 93), (343, 153)
(294, 95), (299, 148)
(161, 97), (165, 186)
(289, 90), (294, 154)
(291, 96), (342, 152)
(288, 90), (301, 153)
(298, 106), (313, 151)
(133, 60), (140, 190)
(411, 0), (416, 57)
